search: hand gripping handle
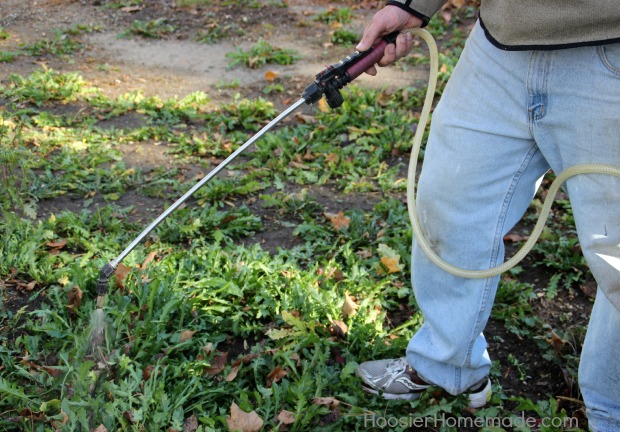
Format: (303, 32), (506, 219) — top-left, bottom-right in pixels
(346, 32), (399, 81)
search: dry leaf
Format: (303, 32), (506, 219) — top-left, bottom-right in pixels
(226, 364), (240, 382)
(325, 211), (350, 230)
(379, 257), (402, 274)
(312, 397), (340, 409)
(331, 320), (348, 338)
(94, 424), (108, 432)
(205, 351), (228, 376)
(226, 402), (264, 432)
(266, 365), (287, 387)
(317, 98), (329, 113)
(180, 330), (196, 342)
(114, 263), (132, 289)
(547, 331), (565, 352)
(342, 292), (358, 319)
(325, 153), (339, 164)
(504, 233), (529, 242)
(141, 251), (157, 268)
(580, 281), (597, 298)
(277, 410), (295, 425)
(183, 414), (199, 432)
(45, 239), (67, 249)
(66, 285), (83, 313)
(265, 70), (278, 81)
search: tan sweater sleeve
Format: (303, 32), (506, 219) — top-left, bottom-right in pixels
(386, 0), (447, 26)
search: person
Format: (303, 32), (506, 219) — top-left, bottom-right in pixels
(353, 1), (620, 431)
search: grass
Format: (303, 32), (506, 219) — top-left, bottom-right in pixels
(0, 6), (593, 431)
(226, 40), (301, 69)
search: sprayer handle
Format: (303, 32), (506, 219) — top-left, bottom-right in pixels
(346, 32), (399, 81)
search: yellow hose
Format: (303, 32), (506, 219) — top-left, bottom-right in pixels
(406, 28), (620, 279)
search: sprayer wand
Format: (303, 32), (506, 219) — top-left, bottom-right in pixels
(94, 31), (401, 308)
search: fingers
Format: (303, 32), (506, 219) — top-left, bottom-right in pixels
(377, 32), (413, 67)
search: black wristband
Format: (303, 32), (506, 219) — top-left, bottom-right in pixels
(386, 1), (431, 27)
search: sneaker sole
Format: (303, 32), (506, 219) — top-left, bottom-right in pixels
(362, 379), (492, 408)
(468, 379), (492, 409)
(361, 384), (422, 401)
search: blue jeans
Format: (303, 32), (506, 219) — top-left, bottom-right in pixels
(406, 22), (620, 431)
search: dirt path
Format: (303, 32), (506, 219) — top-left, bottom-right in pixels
(0, 0), (426, 101)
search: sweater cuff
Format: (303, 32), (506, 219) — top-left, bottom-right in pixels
(387, 0), (449, 27)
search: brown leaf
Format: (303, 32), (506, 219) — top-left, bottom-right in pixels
(180, 330), (196, 342)
(121, 5), (143, 12)
(317, 98), (329, 113)
(312, 397), (340, 409)
(66, 285), (83, 313)
(114, 263), (132, 289)
(226, 402), (264, 432)
(124, 411), (136, 423)
(277, 410), (295, 425)
(547, 331), (565, 352)
(94, 425), (108, 432)
(580, 281), (597, 298)
(294, 113), (316, 124)
(183, 414), (199, 432)
(356, 249), (372, 259)
(504, 233), (529, 242)
(325, 153), (339, 164)
(141, 251), (158, 268)
(19, 408), (46, 422)
(379, 257), (402, 274)
(226, 364), (241, 382)
(266, 365), (287, 387)
(265, 70), (278, 81)
(45, 239), (67, 249)
(205, 351), (228, 376)
(143, 364), (156, 381)
(330, 320), (348, 338)
(325, 211), (350, 230)
(342, 292), (358, 319)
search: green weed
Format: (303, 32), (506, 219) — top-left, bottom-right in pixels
(226, 39), (301, 69)
(120, 19), (177, 39)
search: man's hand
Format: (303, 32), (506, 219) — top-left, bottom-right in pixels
(356, 5), (423, 76)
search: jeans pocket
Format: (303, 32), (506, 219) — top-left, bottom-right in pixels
(598, 42), (620, 75)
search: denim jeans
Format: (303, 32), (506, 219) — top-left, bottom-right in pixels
(405, 21), (620, 431)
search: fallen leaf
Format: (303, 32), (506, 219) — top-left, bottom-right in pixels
(93, 424), (108, 432)
(226, 364), (240, 382)
(356, 249), (372, 259)
(342, 292), (358, 319)
(121, 5), (143, 12)
(141, 251), (157, 268)
(312, 397), (340, 409)
(265, 70), (278, 81)
(504, 233), (529, 242)
(45, 239), (67, 249)
(325, 211), (350, 230)
(330, 320), (348, 338)
(114, 263), (132, 289)
(66, 285), (83, 313)
(180, 330), (196, 342)
(266, 365), (287, 387)
(325, 153), (339, 164)
(205, 351), (228, 376)
(547, 331), (565, 352)
(377, 243), (403, 274)
(580, 281), (597, 298)
(317, 98), (329, 113)
(19, 408), (46, 422)
(183, 414), (199, 432)
(226, 402), (263, 432)
(379, 256), (402, 274)
(277, 410), (295, 425)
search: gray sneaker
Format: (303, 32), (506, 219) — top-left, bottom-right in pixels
(356, 357), (492, 408)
